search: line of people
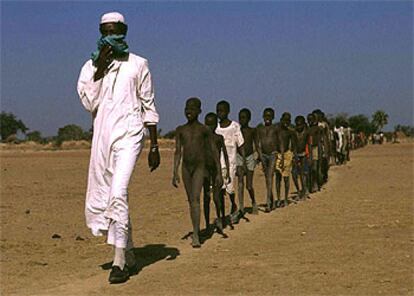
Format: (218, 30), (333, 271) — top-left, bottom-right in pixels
(172, 98), (364, 248)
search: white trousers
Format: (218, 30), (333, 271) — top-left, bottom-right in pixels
(103, 139), (142, 248)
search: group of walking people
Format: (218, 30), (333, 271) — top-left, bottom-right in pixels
(77, 11), (365, 284)
(173, 98), (364, 252)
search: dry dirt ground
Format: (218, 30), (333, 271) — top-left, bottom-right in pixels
(1, 143), (413, 295)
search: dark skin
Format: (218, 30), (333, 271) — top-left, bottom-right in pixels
(216, 103), (245, 219)
(172, 100), (222, 248)
(307, 114), (321, 193)
(313, 112), (330, 184)
(93, 22), (159, 171)
(204, 115), (230, 232)
(292, 117), (309, 199)
(236, 110), (259, 215)
(256, 110), (281, 212)
(275, 115), (295, 207)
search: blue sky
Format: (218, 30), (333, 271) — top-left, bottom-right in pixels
(1, 1), (412, 136)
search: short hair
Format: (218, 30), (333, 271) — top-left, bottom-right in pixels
(263, 107), (274, 116)
(216, 100), (230, 112)
(295, 115), (305, 124)
(239, 108), (251, 120)
(205, 112), (217, 121)
(186, 97), (201, 109)
(281, 112), (291, 120)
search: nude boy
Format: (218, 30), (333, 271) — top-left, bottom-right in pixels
(292, 115), (309, 199)
(172, 98), (222, 248)
(204, 112), (230, 232)
(306, 113), (321, 193)
(256, 108), (281, 212)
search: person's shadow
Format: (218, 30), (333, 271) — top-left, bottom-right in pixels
(100, 244), (180, 277)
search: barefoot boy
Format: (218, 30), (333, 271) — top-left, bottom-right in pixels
(306, 113), (321, 193)
(216, 100), (245, 223)
(237, 108), (259, 216)
(204, 112), (230, 232)
(292, 115), (309, 199)
(172, 98), (222, 248)
(275, 112), (296, 207)
(256, 108), (280, 212)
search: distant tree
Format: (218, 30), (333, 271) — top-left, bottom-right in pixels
(83, 127), (93, 141)
(349, 114), (375, 135)
(163, 130), (176, 139)
(394, 124), (414, 137)
(26, 130), (42, 143)
(56, 124), (86, 145)
(372, 110), (389, 132)
(327, 113), (348, 127)
(0, 112), (28, 141)
(157, 128), (163, 137)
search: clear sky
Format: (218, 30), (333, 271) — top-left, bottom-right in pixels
(1, 1), (413, 136)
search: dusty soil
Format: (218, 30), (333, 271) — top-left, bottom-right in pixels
(1, 143), (413, 295)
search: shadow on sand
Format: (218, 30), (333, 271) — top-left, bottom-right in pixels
(181, 223), (229, 246)
(100, 244), (180, 276)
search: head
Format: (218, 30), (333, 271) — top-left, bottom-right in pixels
(239, 108), (251, 127)
(185, 97), (201, 122)
(99, 12), (128, 37)
(280, 112), (291, 128)
(263, 108), (275, 126)
(204, 112), (218, 131)
(295, 115), (306, 132)
(335, 119), (341, 128)
(307, 113), (316, 126)
(216, 100), (230, 121)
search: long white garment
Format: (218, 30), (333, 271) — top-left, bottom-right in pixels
(334, 126), (344, 153)
(77, 53), (159, 247)
(215, 121), (244, 194)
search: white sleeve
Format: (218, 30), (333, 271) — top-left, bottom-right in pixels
(138, 60), (159, 125)
(77, 61), (102, 113)
(235, 123), (245, 147)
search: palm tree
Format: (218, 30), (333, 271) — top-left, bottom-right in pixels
(372, 110), (389, 132)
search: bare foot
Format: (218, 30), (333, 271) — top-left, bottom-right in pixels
(192, 234), (201, 248)
(252, 203), (259, 215)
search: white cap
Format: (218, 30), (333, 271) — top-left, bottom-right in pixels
(100, 12), (126, 25)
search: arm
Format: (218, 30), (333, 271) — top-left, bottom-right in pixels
(221, 138), (231, 181)
(255, 128), (263, 163)
(77, 61), (103, 114)
(279, 130), (285, 170)
(138, 60), (160, 171)
(172, 128), (182, 187)
(235, 125), (247, 170)
(253, 128), (262, 163)
(147, 125), (160, 171)
(77, 45), (114, 113)
(210, 133), (223, 188)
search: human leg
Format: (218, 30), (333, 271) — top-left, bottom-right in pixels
(182, 165), (201, 248)
(236, 166), (245, 216)
(246, 170), (258, 214)
(203, 176), (211, 228)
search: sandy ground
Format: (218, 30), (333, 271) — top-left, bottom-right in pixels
(1, 143), (413, 295)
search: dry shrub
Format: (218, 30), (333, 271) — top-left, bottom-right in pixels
(60, 140), (91, 150)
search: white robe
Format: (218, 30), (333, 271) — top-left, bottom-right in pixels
(77, 53), (159, 245)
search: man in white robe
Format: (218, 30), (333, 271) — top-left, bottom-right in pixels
(77, 12), (160, 284)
